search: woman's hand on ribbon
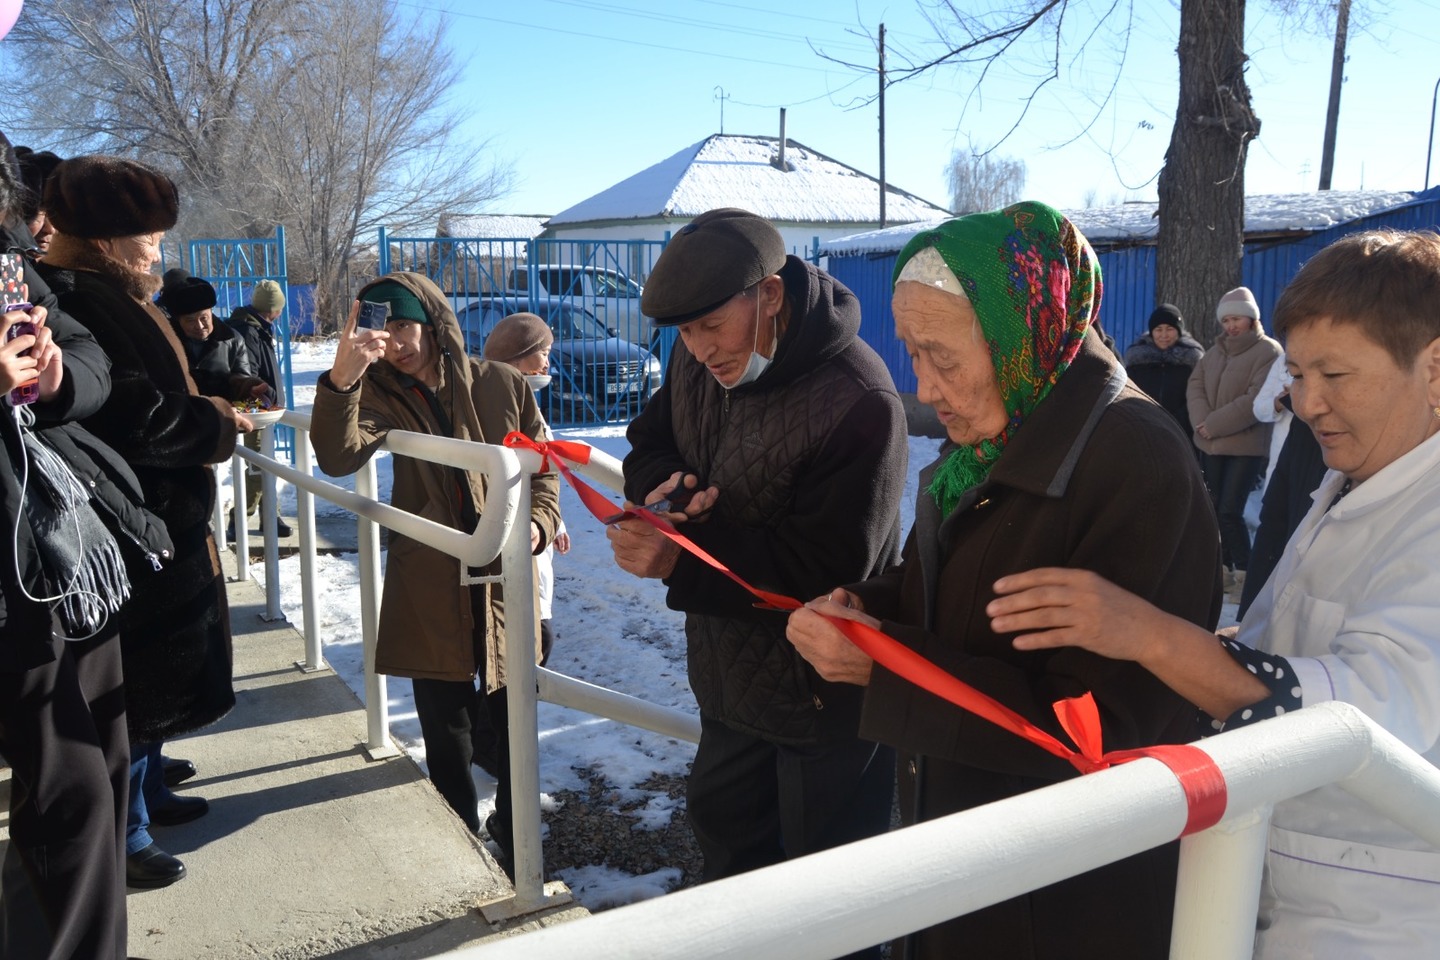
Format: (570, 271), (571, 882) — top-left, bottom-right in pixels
(991, 566), (1270, 721)
(786, 590), (880, 686)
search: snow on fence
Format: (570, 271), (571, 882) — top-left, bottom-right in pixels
(230, 419), (1440, 957)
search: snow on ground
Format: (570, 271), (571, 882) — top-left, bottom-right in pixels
(230, 338), (1234, 910)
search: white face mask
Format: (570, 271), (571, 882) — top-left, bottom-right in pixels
(725, 293), (776, 388)
(525, 373), (552, 392)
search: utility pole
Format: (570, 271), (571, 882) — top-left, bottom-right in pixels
(878, 23), (887, 227)
(1318, 0), (1350, 190)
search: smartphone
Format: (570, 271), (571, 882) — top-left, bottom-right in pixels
(6, 309), (38, 406)
(356, 300), (390, 330)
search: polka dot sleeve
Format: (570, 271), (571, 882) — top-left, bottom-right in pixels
(1202, 638), (1304, 734)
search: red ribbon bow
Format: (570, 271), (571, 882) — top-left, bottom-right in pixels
(505, 432), (1227, 836)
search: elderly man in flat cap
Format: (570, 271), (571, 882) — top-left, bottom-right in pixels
(607, 209), (906, 933)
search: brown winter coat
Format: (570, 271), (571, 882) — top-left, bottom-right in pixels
(1186, 324), (1283, 457)
(849, 332), (1223, 960)
(310, 272), (560, 691)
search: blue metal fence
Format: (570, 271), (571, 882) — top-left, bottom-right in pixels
(828, 191), (1440, 395)
(182, 226), (295, 459)
(379, 232), (672, 426)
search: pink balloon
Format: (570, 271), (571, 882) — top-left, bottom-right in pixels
(0, 0), (22, 44)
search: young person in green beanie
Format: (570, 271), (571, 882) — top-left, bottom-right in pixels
(310, 273), (560, 874)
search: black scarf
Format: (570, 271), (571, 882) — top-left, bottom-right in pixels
(16, 406), (131, 635)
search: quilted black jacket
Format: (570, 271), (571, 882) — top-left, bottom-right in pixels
(624, 256), (907, 744)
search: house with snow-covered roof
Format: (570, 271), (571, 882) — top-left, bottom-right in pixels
(543, 133), (953, 256)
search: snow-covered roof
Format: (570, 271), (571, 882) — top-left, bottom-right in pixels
(820, 190), (1422, 256)
(437, 213), (549, 238)
(548, 134), (952, 227)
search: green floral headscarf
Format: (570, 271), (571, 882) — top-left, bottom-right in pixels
(893, 200), (1102, 516)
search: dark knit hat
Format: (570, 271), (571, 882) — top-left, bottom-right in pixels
(363, 279), (428, 325)
(159, 276), (217, 317)
(44, 155), (179, 239)
(641, 207), (787, 325)
(1147, 303), (1184, 335)
(483, 312), (553, 363)
(162, 267), (193, 288)
(13, 147), (63, 222)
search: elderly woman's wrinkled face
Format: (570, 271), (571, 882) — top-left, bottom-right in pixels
(1151, 323), (1180, 350)
(101, 232), (164, 275)
(178, 309), (214, 343)
(1287, 317), (1440, 484)
(894, 281), (1009, 446)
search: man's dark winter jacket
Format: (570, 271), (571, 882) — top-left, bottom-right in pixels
(39, 255), (241, 742)
(624, 255), (907, 744)
(850, 332), (1223, 960)
(180, 321), (254, 400)
(228, 305), (283, 406)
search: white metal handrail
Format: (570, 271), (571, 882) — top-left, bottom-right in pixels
(228, 410), (700, 917)
(447, 701), (1440, 959)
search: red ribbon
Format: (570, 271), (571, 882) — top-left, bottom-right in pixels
(506, 432), (1227, 836)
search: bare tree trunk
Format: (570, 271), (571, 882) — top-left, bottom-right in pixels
(1156, 0), (1259, 346)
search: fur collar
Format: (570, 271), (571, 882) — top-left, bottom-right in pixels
(43, 236), (163, 301)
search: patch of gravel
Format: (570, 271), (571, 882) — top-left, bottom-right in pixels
(541, 767), (704, 898)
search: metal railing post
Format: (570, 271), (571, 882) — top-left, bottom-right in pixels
(231, 449), (249, 581)
(259, 424), (284, 621)
(480, 450), (573, 921)
(1169, 805), (1272, 959)
(355, 459), (397, 759)
(294, 430), (324, 672)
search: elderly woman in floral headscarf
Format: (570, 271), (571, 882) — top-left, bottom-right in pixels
(787, 202), (1222, 960)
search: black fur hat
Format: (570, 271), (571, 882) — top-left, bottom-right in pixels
(44, 155), (179, 239)
(159, 276), (217, 317)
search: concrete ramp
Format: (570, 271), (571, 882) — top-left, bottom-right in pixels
(1, 575), (587, 959)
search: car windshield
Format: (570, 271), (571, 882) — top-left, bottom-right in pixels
(533, 303), (610, 340)
(457, 300), (612, 345)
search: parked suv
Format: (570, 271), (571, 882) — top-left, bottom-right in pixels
(506, 264), (651, 347)
(455, 295), (662, 423)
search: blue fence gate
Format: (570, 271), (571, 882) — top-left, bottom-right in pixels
(179, 226), (295, 459)
(380, 232), (672, 426)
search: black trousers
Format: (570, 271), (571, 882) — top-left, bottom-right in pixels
(412, 678), (511, 844)
(1202, 453), (1265, 571)
(688, 714), (893, 957)
(0, 613), (129, 960)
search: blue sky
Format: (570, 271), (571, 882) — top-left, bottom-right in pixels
(413, 0), (1440, 217)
